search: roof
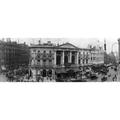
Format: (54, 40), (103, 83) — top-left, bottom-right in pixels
(29, 42), (91, 51)
(57, 42), (79, 49)
(29, 43), (56, 49)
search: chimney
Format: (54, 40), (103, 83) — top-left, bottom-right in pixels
(38, 40), (41, 45)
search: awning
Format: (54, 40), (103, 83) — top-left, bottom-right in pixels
(66, 68), (80, 73)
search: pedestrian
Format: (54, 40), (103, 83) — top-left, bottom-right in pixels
(112, 76), (115, 81)
(114, 74), (117, 81)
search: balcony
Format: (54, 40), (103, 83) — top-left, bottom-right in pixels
(30, 64), (53, 69)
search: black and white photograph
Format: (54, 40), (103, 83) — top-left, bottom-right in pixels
(0, 0), (120, 120)
(0, 38), (119, 82)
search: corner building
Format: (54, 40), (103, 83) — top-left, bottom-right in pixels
(29, 41), (104, 79)
(0, 39), (30, 71)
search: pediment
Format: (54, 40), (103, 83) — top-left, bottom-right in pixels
(58, 42), (78, 49)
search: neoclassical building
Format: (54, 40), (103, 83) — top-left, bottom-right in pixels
(29, 41), (104, 79)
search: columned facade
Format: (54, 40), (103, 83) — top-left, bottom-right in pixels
(29, 41), (104, 81)
(55, 50), (79, 67)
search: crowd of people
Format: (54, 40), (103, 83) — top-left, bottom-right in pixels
(0, 64), (119, 82)
(5, 66), (30, 82)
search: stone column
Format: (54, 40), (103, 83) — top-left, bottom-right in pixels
(76, 52), (79, 65)
(62, 51), (64, 67)
(69, 51), (72, 63)
(54, 51), (56, 67)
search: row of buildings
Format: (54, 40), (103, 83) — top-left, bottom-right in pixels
(29, 40), (105, 79)
(0, 38), (30, 71)
(0, 38), (107, 79)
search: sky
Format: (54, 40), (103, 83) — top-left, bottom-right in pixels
(9, 37), (119, 54)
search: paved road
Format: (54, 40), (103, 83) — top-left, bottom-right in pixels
(0, 67), (119, 82)
(96, 67), (117, 82)
(0, 74), (8, 82)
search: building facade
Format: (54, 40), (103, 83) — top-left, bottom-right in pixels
(0, 39), (30, 71)
(29, 41), (104, 79)
(0, 40), (5, 72)
(118, 39), (120, 62)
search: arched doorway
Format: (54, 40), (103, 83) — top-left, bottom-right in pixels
(42, 69), (47, 77)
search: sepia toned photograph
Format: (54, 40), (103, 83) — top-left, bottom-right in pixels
(0, 38), (119, 82)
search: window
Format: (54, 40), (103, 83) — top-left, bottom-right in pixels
(93, 57), (96, 60)
(79, 59), (81, 64)
(86, 59), (88, 64)
(83, 60), (84, 64)
(49, 60), (52, 63)
(38, 55), (40, 59)
(49, 51), (52, 57)
(49, 60), (52, 65)
(43, 60), (46, 62)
